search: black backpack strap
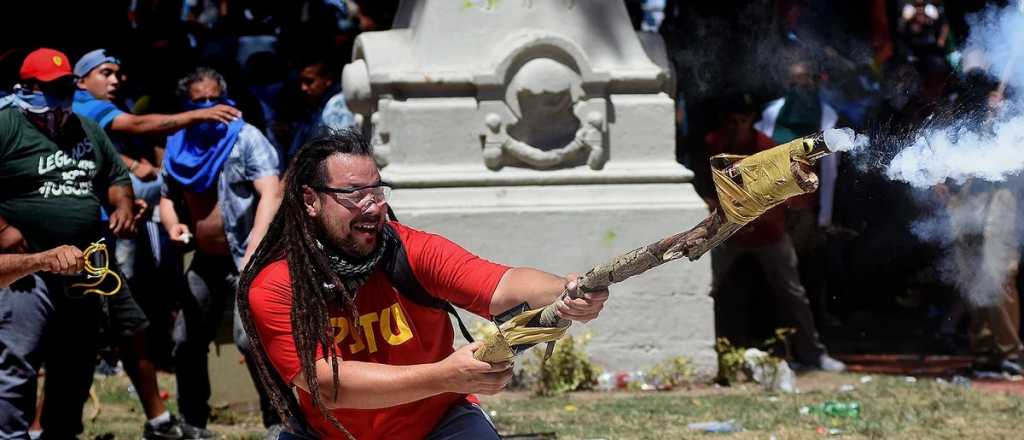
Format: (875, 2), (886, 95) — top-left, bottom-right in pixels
(381, 224), (475, 343)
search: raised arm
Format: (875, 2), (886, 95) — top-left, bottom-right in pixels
(109, 105), (241, 136)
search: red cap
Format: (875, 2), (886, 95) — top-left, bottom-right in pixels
(20, 48), (73, 82)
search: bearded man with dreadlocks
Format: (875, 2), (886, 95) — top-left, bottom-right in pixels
(239, 129), (608, 439)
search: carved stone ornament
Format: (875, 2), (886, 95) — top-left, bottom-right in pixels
(482, 58), (607, 171)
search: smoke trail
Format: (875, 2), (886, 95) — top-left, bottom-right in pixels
(882, 3), (1024, 188)
(886, 110), (1024, 187)
(840, 3), (1024, 307)
(823, 127), (869, 152)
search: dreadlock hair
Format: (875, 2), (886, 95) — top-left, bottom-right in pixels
(237, 128), (375, 439)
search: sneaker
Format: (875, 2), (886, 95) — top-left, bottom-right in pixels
(996, 359), (1024, 376)
(264, 424), (286, 440)
(144, 415), (215, 440)
(95, 359), (123, 377)
(818, 354), (847, 373)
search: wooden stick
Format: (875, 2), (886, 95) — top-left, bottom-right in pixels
(536, 210), (741, 328)
(536, 159), (819, 328)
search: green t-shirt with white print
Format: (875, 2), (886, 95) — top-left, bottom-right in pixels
(0, 108), (130, 251)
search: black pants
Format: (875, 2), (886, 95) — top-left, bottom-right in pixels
(710, 235), (827, 364)
(173, 252), (278, 428)
(114, 225), (182, 368)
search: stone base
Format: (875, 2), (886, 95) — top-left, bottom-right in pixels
(390, 182), (716, 375)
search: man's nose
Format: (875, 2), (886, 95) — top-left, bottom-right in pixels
(361, 198), (383, 215)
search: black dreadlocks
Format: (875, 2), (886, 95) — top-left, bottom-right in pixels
(237, 128), (375, 439)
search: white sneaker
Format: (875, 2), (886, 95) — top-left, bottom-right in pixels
(819, 354), (847, 372)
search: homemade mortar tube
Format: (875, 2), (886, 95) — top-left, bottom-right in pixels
(474, 132), (838, 363)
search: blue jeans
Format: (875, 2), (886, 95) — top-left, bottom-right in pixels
(0, 274), (113, 439)
(276, 402), (499, 440)
(0, 275), (52, 439)
(426, 402), (499, 440)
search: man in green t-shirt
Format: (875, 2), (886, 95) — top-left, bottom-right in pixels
(0, 48), (197, 440)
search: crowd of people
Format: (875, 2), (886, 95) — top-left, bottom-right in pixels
(0, 0), (1021, 438)
(663, 0), (1023, 376)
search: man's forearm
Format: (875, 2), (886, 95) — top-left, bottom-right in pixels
(107, 183), (135, 212)
(111, 112), (197, 136)
(159, 198), (180, 232)
(243, 189), (282, 265)
(489, 267), (566, 316)
(304, 358), (448, 410)
(0, 253), (41, 288)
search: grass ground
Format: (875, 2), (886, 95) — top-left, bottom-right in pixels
(480, 372), (1024, 439)
(82, 373), (264, 439)
(82, 371), (1024, 439)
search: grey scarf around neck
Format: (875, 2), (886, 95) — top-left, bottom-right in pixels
(320, 225), (393, 296)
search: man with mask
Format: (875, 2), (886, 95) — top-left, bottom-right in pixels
(73, 48), (215, 440)
(755, 55), (842, 333)
(696, 94), (844, 373)
(0, 48), (145, 439)
(286, 57), (355, 166)
(159, 67), (283, 434)
(73, 48), (240, 204)
(755, 57), (840, 232)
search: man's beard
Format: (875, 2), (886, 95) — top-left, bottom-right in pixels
(319, 213), (383, 260)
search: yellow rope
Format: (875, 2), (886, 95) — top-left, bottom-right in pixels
(711, 136), (816, 225)
(499, 308), (569, 347)
(475, 308), (571, 363)
(69, 239), (122, 297)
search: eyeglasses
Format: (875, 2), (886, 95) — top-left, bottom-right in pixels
(312, 182), (392, 211)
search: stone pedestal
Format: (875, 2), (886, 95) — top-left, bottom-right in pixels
(343, 0), (715, 374)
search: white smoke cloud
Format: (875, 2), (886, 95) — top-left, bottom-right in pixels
(867, 3), (1024, 188)
(865, 3), (1024, 306)
(886, 111), (1024, 187)
(966, 2), (1024, 93)
(823, 127), (870, 152)
(910, 184), (1020, 307)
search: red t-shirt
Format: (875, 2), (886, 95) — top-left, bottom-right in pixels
(704, 129), (786, 247)
(248, 222), (510, 439)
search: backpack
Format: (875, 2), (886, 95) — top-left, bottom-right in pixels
(382, 207), (474, 343)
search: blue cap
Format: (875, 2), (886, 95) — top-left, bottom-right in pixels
(74, 49), (120, 78)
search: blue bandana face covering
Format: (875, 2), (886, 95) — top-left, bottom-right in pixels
(183, 98), (231, 145)
(163, 97), (244, 193)
(13, 85), (71, 114)
(7, 85), (73, 136)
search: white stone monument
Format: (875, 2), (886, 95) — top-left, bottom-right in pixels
(342, 0), (715, 374)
